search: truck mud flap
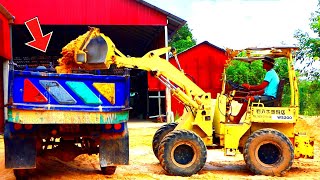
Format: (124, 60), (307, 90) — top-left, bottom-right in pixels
(99, 122), (129, 167)
(4, 123), (36, 168)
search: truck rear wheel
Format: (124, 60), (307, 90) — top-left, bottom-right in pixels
(152, 122), (178, 159)
(158, 130), (207, 176)
(243, 128), (294, 176)
(101, 166), (117, 175)
(13, 169), (30, 180)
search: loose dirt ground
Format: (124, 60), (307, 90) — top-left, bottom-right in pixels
(1, 116), (320, 180)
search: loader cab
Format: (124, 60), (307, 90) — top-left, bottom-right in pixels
(213, 46), (301, 157)
(224, 47), (300, 114)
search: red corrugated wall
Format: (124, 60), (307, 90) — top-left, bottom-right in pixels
(147, 30), (166, 91)
(162, 42), (227, 116)
(0, 12), (11, 60)
(0, 0), (167, 25)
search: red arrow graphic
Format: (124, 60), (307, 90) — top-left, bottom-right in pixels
(25, 17), (53, 52)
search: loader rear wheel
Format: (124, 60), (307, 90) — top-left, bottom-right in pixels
(158, 130), (207, 176)
(243, 128), (294, 176)
(152, 122), (178, 159)
(101, 166), (117, 175)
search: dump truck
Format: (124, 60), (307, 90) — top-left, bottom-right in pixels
(66, 27), (314, 177)
(3, 38), (131, 178)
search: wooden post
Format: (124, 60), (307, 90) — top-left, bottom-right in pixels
(164, 23), (173, 123)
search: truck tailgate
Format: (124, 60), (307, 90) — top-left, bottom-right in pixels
(7, 70), (130, 124)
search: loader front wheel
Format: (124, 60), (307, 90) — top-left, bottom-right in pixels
(152, 122), (178, 159)
(158, 130), (207, 176)
(101, 166), (117, 175)
(244, 128), (294, 176)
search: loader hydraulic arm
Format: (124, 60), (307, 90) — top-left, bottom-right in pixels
(57, 28), (210, 112)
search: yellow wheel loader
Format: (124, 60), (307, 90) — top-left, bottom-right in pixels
(60, 27), (314, 177)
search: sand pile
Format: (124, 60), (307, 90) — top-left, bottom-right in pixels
(295, 116), (320, 142)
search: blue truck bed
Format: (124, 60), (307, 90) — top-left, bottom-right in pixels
(7, 70), (130, 124)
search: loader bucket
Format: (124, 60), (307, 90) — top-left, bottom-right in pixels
(84, 36), (108, 64)
(75, 34), (116, 70)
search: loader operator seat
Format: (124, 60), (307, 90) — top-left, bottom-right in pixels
(262, 79), (285, 107)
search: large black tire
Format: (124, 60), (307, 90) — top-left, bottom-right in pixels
(158, 130), (207, 177)
(243, 128), (294, 176)
(101, 166), (117, 175)
(152, 122), (178, 159)
(13, 169), (29, 180)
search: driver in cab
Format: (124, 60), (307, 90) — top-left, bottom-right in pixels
(229, 56), (279, 124)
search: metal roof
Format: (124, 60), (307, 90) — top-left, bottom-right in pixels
(177, 41), (226, 55)
(1, 0), (185, 39)
(2, 0), (186, 55)
(137, 0), (186, 39)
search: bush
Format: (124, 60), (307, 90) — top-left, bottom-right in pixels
(298, 80), (320, 115)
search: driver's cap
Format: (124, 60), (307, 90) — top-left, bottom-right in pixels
(262, 56), (275, 65)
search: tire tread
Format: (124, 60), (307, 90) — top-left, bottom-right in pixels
(244, 128), (294, 176)
(158, 130), (207, 176)
(152, 122), (178, 159)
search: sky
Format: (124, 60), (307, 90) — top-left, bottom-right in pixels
(145, 0), (318, 49)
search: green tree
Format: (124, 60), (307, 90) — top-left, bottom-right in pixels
(169, 23), (196, 53)
(294, 1), (320, 115)
(226, 60), (265, 85)
(294, 1), (320, 80)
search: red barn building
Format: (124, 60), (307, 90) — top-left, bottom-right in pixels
(148, 41), (228, 117)
(0, 0), (186, 123)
